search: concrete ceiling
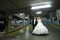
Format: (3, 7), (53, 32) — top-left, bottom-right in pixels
(0, 0), (60, 15)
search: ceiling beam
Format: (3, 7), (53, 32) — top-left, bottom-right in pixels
(8, 0), (19, 9)
(5, 6), (31, 14)
(0, 10), (7, 15)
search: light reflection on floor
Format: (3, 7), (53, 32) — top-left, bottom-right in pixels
(0, 24), (60, 40)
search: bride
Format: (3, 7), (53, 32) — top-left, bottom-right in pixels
(32, 17), (49, 35)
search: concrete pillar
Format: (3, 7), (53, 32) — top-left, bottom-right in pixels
(50, 13), (52, 23)
(50, 11), (56, 24)
(56, 10), (60, 25)
(7, 15), (12, 33)
(7, 19), (12, 33)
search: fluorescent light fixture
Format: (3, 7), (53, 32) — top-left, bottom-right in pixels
(31, 4), (51, 10)
(20, 14), (23, 15)
(30, 1), (52, 6)
(20, 13), (24, 15)
(36, 11), (42, 14)
(25, 17), (29, 19)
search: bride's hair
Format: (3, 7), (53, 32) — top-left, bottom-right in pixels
(37, 17), (42, 21)
(37, 17), (41, 19)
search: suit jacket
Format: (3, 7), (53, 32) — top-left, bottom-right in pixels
(32, 19), (38, 27)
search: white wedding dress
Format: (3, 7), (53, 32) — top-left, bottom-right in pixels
(32, 19), (49, 35)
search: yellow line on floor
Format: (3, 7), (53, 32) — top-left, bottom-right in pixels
(49, 24), (60, 30)
(3, 25), (30, 37)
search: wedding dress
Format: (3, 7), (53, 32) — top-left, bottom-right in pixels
(32, 19), (49, 35)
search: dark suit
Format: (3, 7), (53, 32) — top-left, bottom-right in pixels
(32, 19), (38, 29)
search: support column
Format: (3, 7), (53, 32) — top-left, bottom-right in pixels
(50, 13), (52, 23)
(56, 10), (60, 25)
(7, 15), (12, 33)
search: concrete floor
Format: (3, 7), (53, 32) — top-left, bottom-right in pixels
(0, 24), (60, 40)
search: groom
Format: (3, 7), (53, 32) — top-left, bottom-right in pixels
(32, 17), (37, 30)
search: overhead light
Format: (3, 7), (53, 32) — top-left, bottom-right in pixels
(36, 11), (42, 14)
(31, 4), (51, 10)
(20, 13), (24, 15)
(25, 17), (29, 19)
(30, 1), (52, 6)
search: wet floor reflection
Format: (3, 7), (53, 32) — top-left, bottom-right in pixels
(0, 24), (60, 40)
